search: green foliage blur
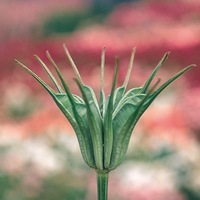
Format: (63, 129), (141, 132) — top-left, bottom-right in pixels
(43, 6), (111, 36)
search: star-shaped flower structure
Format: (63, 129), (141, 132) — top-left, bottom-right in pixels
(16, 45), (194, 173)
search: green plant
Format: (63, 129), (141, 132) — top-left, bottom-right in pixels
(16, 45), (194, 200)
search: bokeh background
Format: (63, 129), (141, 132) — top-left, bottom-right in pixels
(0, 0), (200, 199)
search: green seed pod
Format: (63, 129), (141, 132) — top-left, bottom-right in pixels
(16, 46), (195, 173)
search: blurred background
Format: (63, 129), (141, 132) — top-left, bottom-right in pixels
(0, 0), (200, 199)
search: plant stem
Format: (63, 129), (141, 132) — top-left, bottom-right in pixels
(97, 171), (109, 200)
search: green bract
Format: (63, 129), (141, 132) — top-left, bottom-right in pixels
(16, 45), (194, 173)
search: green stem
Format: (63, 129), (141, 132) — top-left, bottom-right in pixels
(97, 171), (109, 200)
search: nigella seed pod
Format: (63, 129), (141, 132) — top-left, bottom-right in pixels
(16, 45), (195, 200)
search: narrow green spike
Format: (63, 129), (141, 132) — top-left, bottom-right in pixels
(111, 57), (119, 96)
(63, 44), (82, 83)
(150, 64), (195, 100)
(34, 54), (63, 93)
(45, 52), (77, 111)
(45, 53), (65, 91)
(142, 52), (170, 93)
(16, 59), (75, 124)
(45, 53), (78, 116)
(100, 47), (106, 92)
(104, 58), (119, 168)
(112, 48), (136, 109)
(16, 59), (77, 125)
(99, 48), (106, 116)
(15, 59), (54, 93)
(122, 47), (136, 89)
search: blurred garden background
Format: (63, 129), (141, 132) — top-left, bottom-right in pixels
(0, 0), (200, 199)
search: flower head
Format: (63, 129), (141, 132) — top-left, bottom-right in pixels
(16, 45), (194, 172)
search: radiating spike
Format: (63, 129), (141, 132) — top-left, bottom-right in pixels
(122, 47), (136, 89)
(47, 53), (71, 98)
(100, 47), (106, 92)
(151, 64), (195, 99)
(63, 44), (82, 83)
(99, 47), (106, 116)
(15, 59), (54, 93)
(112, 57), (120, 93)
(142, 52), (170, 93)
(34, 54), (63, 93)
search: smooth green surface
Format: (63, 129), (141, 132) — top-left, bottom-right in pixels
(97, 172), (109, 200)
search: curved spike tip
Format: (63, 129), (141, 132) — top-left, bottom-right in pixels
(122, 47), (136, 89)
(63, 44), (83, 83)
